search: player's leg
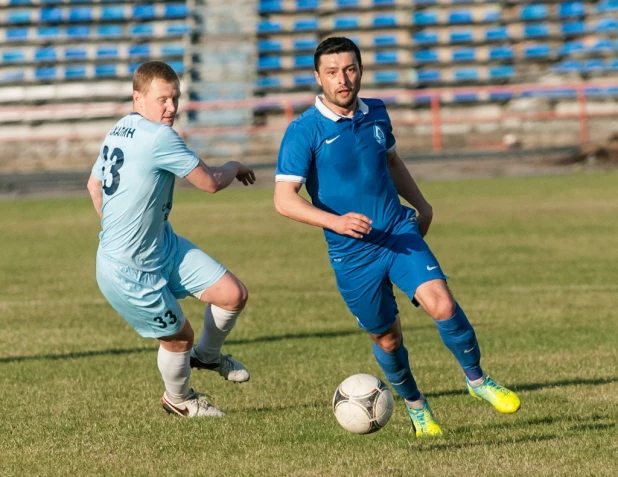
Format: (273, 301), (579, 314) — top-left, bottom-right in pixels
(169, 236), (249, 382)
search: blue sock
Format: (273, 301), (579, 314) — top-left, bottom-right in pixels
(434, 304), (484, 381)
(372, 341), (421, 402)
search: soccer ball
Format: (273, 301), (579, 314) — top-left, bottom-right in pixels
(332, 373), (394, 434)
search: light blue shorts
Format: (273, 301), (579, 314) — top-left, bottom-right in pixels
(96, 235), (227, 339)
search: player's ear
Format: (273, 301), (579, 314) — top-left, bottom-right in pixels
(314, 70), (322, 87)
(133, 90), (142, 106)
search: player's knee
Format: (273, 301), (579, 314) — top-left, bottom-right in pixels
(375, 334), (402, 354)
(431, 299), (457, 321)
(225, 281), (249, 311)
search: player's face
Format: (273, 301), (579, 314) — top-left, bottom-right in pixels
(314, 52), (362, 114)
(133, 78), (180, 127)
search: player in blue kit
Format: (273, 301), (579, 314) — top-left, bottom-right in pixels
(87, 61), (256, 418)
(274, 38), (520, 436)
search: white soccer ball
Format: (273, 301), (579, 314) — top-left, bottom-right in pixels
(332, 373), (394, 434)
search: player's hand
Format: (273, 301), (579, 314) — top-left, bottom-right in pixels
(332, 212), (373, 239)
(235, 163), (256, 186)
(416, 206), (433, 237)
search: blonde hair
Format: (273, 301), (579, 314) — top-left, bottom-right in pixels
(132, 61), (179, 93)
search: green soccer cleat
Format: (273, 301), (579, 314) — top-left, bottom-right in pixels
(467, 376), (521, 414)
(406, 400), (443, 437)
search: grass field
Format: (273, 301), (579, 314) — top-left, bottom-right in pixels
(1, 171), (617, 476)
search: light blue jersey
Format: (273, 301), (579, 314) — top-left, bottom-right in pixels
(91, 113), (199, 272)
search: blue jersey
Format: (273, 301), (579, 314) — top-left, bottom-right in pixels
(91, 113), (199, 271)
(276, 97), (413, 258)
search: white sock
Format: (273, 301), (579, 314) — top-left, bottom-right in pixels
(405, 393), (426, 410)
(157, 346), (192, 404)
(194, 304), (241, 364)
(469, 373), (487, 388)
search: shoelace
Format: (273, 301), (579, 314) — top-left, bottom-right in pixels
(220, 354), (240, 371)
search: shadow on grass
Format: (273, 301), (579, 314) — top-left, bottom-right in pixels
(0, 329), (363, 364)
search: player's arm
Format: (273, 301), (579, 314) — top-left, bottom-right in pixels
(386, 149), (433, 236)
(274, 181), (372, 239)
(86, 173), (103, 219)
(185, 159), (255, 193)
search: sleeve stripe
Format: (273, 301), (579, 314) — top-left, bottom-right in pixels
(276, 174), (306, 183)
(387, 143), (397, 153)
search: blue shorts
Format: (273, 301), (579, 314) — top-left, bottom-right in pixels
(96, 235), (227, 339)
(330, 218), (448, 335)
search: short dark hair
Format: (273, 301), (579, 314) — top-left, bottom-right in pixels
(133, 61), (179, 93)
(314, 37), (362, 72)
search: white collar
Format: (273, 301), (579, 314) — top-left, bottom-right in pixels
(315, 95), (369, 122)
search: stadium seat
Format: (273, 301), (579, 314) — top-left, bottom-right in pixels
(597, 0), (618, 13)
(97, 24), (123, 38)
(161, 45), (185, 57)
(583, 59), (605, 72)
(257, 20), (282, 33)
(167, 24), (190, 35)
(593, 18), (618, 33)
(561, 21), (586, 35)
(67, 25), (91, 39)
(294, 18), (319, 31)
(294, 74), (314, 86)
(7, 9), (31, 23)
(129, 44), (151, 58)
(453, 67), (478, 81)
(64, 65), (87, 79)
(523, 44), (551, 58)
(414, 49), (439, 63)
(558, 2), (585, 18)
(337, 0), (359, 7)
(413, 11), (438, 26)
(101, 6), (125, 21)
(374, 35), (397, 46)
(416, 69), (441, 83)
(488, 65), (514, 79)
(520, 4), (548, 21)
(334, 16), (360, 29)
(607, 58), (618, 71)
(9, 0), (33, 4)
(258, 40), (282, 53)
(374, 71), (399, 83)
(167, 61), (185, 74)
(294, 38), (318, 50)
(294, 55), (313, 68)
(35, 66), (57, 80)
(257, 56), (282, 70)
(450, 30), (473, 43)
(483, 10), (501, 22)
(452, 48), (476, 62)
(375, 51), (398, 64)
(68, 7), (92, 22)
(488, 90), (514, 101)
(133, 4), (156, 20)
(131, 24), (154, 36)
(448, 10), (473, 24)
(34, 47), (57, 62)
(523, 23), (550, 39)
(453, 93), (478, 103)
(485, 26), (509, 41)
(488, 45), (513, 60)
(40, 7), (63, 22)
(552, 60), (582, 73)
(2, 50), (26, 63)
(1, 70), (25, 83)
(255, 77), (282, 88)
(259, 0), (282, 13)
(165, 3), (189, 18)
(297, 0), (320, 10)
(37, 26), (61, 39)
(65, 46), (87, 59)
(95, 64), (117, 78)
(97, 46), (119, 59)
(373, 14), (397, 27)
(415, 0), (437, 4)
(561, 41), (585, 55)
(373, 0), (395, 5)
(591, 39), (613, 53)
(6, 28), (29, 41)
(413, 31), (439, 45)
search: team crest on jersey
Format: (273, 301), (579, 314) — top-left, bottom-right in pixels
(374, 124), (386, 146)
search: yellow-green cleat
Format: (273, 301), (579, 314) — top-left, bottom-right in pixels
(467, 376), (521, 414)
(406, 400), (443, 437)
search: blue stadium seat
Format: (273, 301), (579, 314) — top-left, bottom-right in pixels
(34, 47), (57, 61)
(523, 44), (551, 58)
(129, 44), (151, 57)
(255, 77), (282, 88)
(413, 31), (439, 45)
(294, 38), (318, 50)
(583, 59), (605, 72)
(95, 64), (117, 78)
(591, 39), (613, 53)
(131, 24), (154, 36)
(67, 25), (91, 38)
(414, 49), (439, 63)
(374, 71), (399, 83)
(6, 28), (29, 41)
(597, 0), (618, 13)
(485, 26), (509, 41)
(416, 69), (441, 83)
(133, 4), (156, 20)
(258, 40), (282, 53)
(561, 41), (585, 55)
(7, 9), (31, 23)
(38, 26), (61, 39)
(488, 90), (513, 100)
(452, 48), (475, 62)
(68, 7), (92, 22)
(297, 0), (320, 10)
(593, 18), (618, 33)
(375, 51), (398, 64)
(65, 65), (87, 79)
(257, 20), (282, 33)
(448, 10), (473, 24)
(40, 7), (63, 22)
(489, 65), (514, 79)
(374, 35), (397, 46)
(35, 66), (57, 80)
(450, 30), (473, 43)
(337, 0), (359, 7)
(413, 11), (438, 26)
(257, 56), (282, 70)
(561, 21), (586, 35)
(335, 16), (359, 29)
(415, 0), (437, 4)
(523, 23), (550, 38)
(167, 61), (185, 74)
(167, 24), (190, 35)
(164, 3), (189, 18)
(608, 58), (618, 71)
(373, 0), (395, 5)
(453, 67), (478, 81)
(294, 55), (313, 68)
(259, 0), (282, 13)
(294, 74), (314, 86)
(97, 24), (123, 38)
(488, 45), (513, 60)
(520, 4), (547, 21)
(2, 50), (26, 63)
(101, 6), (125, 21)
(161, 45), (186, 56)
(1, 70), (26, 83)
(483, 10), (501, 22)
(128, 63), (141, 75)
(373, 14), (397, 27)
(9, 0), (33, 4)
(453, 93), (478, 103)
(559, 2), (585, 18)
(552, 60), (582, 73)
(65, 46), (87, 59)
(97, 46), (119, 59)
(294, 18), (319, 31)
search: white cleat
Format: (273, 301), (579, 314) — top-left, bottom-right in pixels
(190, 350), (251, 383)
(161, 390), (225, 418)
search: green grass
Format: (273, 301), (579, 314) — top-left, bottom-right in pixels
(1, 171), (617, 476)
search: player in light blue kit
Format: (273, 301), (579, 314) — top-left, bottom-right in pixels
(274, 38), (520, 436)
(87, 61), (256, 418)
